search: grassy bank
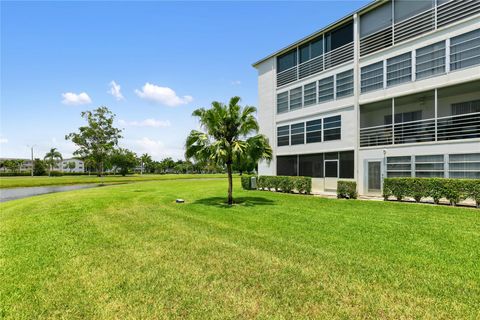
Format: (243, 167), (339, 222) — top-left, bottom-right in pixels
(0, 173), (228, 188)
(1, 179), (479, 319)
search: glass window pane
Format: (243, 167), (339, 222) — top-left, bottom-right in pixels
(306, 119), (322, 143)
(323, 115), (341, 141)
(277, 125), (289, 146)
(290, 122), (305, 145)
(299, 43), (310, 64)
(336, 69), (354, 98)
(289, 87), (302, 110)
(325, 21), (353, 52)
(318, 76), (334, 103)
(339, 151), (354, 178)
(450, 29), (480, 71)
(361, 61), (384, 93)
(311, 37), (323, 58)
(299, 153), (324, 177)
(303, 82), (317, 106)
(416, 41), (445, 79)
(277, 156), (297, 176)
(360, 1), (392, 38)
(277, 91), (289, 114)
(394, 0), (434, 23)
(387, 52), (411, 86)
(277, 49), (297, 73)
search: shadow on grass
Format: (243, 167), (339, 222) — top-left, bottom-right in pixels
(192, 196), (275, 208)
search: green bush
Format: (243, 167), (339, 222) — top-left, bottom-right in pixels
(49, 171), (64, 177)
(0, 172), (33, 177)
(383, 177), (479, 206)
(241, 175), (255, 190)
(256, 176), (312, 194)
(294, 176), (312, 194)
(337, 180), (357, 199)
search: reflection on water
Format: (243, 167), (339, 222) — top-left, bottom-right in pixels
(0, 184), (100, 202)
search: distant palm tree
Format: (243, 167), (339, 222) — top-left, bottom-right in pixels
(44, 148), (63, 176)
(186, 96), (272, 205)
(140, 153), (152, 175)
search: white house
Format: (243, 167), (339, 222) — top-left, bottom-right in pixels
(253, 0), (480, 195)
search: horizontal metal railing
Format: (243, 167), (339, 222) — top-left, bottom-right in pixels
(359, 0), (480, 57)
(299, 55), (323, 79)
(276, 67), (297, 87)
(394, 8), (435, 44)
(360, 112), (480, 147)
(324, 42), (354, 69)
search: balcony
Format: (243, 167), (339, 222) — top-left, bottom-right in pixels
(359, 0), (480, 57)
(360, 81), (480, 148)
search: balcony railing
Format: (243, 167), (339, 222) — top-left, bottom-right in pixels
(359, 0), (480, 57)
(360, 112), (480, 147)
(277, 41), (354, 87)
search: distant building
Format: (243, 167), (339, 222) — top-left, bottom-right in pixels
(1, 157), (85, 173)
(0, 158), (33, 172)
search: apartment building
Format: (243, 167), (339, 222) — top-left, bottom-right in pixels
(57, 158), (85, 173)
(253, 0), (480, 195)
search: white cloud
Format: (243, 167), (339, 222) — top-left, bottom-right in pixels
(135, 82), (193, 107)
(61, 92), (92, 105)
(0, 137), (8, 144)
(231, 80), (242, 85)
(108, 81), (124, 101)
(118, 118), (171, 128)
(122, 137), (184, 160)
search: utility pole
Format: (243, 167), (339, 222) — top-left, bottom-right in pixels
(31, 146), (34, 177)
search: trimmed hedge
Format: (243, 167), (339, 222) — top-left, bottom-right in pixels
(337, 180), (357, 199)
(257, 176), (312, 194)
(0, 172), (33, 177)
(241, 175), (255, 190)
(383, 177), (480, 207)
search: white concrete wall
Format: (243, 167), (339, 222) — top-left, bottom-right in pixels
(257, 57), (276, 176)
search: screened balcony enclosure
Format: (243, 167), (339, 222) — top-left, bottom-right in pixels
(360, 80), (480, 147)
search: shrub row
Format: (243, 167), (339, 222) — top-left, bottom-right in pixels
(383, 178), (480, 207)
(0, 172), (33, 177)
(241, 175), (255, 190)
(256, 176), (312, 194)
(337, 180), (357, 199)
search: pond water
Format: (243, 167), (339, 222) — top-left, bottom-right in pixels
(0, 184), (100, 202)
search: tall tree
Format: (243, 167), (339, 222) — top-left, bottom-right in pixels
(44, 148), (63, 175)
(186, 96), (272, 205)
(66, 106), (122, 176)
(140, 153), (152, 174)
(110, 148), (138, 176)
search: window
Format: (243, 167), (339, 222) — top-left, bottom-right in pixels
(361, 61), (384, 93)
(299, 36), (323, 63)
(277, 156), (297, 176)
(448, 153), (480, 179)
(299, 153), (324, 177)
(394, 0), (434, 23)
(277, 49), (297, 73)
(306, 119), (322, 143)
(323, 115), (341, 141)
(325, 21), (353, 52)
(387, 156), (412, 177)
(415, 41), (445, 80)
(387, 52), (411, 86)
(450, 29), (480, 71)
(303, 82), (317, 106)
(415, 155), (444, 178)
(451, 100), (480, 115)
(277, 91), (289, 114)
(290, 123), (305, 145)
(339, 151), (354, 179)
(318, 76), (334, 103)
(360, 1), (392, 38)
(384, 111), (422, 125)
(289, 87), (302, 110)
(336, 69), (354, 98)
(277, 125), (289, 146)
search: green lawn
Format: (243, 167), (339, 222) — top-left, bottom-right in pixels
(0, 173), (228, 188)
(1, 178), (479, 319)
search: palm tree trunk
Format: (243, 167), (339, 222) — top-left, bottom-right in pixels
(227, 162), (233, 205)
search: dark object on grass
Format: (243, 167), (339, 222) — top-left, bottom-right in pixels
(176, 199), (185, 203)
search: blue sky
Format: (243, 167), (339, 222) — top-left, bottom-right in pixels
(1, 0), (368, 160)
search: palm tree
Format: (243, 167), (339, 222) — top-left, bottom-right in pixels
(44, 148), (63, 176)
(140, 153), (152, 175)
(186, 96), (272, 205)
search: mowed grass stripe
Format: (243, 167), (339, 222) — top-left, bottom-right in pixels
(1, 179), (479, 319)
